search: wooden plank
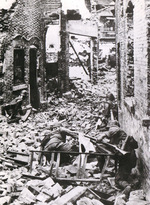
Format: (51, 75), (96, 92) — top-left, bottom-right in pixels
(6, 156), (29, 164)
(22, 173), (46, 180)
(76, 155), (82, 178)
(55, 153), (60, 177)
(49, 153), (55, 176)
(53, 186), (87, 205)
(54, 177), (103, 182)
(99, 156), (110, 182)
(29, 150), (114, 156)
(30, 152), (34, 172)
(7, 150), (29, 156)
(88, 189), (114, 205)
(12, 84), (27, 91)
(21, 108), (32, 122)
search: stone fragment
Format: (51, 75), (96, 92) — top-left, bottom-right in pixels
(92, 199), (104, 205)
(50, 183), (63, 198)
(63, 91), (72, 98)
(114, 194), (126, 205)
(26, 179), (43, 187)
(52, 186), (87, 205)
(126, 189), (148, 205)
(0, 196), (11, 205)
(18, 187), (36, 204)
(36, 191), (51, 202)
(42, 177), (55, 189)
(76, 197), (93, 205)
(66, 165), (78, 174)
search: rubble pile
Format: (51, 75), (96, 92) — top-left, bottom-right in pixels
(0, 74), (148, 204)
(97, 63), (117, 96)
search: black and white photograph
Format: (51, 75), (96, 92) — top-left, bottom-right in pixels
(0, 0), (149, 204)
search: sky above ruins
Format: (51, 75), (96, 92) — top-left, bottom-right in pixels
(0, 0), (16, 9)
(61, 0), (91, 18)
(0, 0), (91, 19)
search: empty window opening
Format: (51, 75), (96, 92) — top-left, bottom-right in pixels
(117, 43), (121, 105)
(125, 1), (134, 97)
(46, 62), (58, 81)
(13, 49), (24, 85)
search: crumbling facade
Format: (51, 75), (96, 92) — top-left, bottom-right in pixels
(0, 0), (69, 109)
(0, 0), (47, 109)
(0, 0), (98, 108)
(115, 0), (150, 200)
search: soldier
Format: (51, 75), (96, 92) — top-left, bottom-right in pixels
(38, 127), (79, 165)
(99, 93), (118, 129)
(96, 120), (127, 171)
(96, 120), (139, 198)
(115, 136), (139, 199)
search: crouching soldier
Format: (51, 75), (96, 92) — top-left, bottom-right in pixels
(96, 120), (127, 171)
(38, 127), (79, 165)
(115, 136), (139, 199)
(96, 121), (140, 199)
(99, 93), (118, 129)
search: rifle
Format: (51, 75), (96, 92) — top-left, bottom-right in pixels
(84, 134), (128, 155)
(101, 142), (128, 155)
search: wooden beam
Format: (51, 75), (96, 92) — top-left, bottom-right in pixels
(54, 177), (104, 182)
(68, 31), (97, 38)
(53, 186), (87, 205)
(30, 150), (114, 156)
(69, 41), (89, 75)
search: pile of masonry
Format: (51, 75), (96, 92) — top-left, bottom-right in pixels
(0, 69), (148, 204)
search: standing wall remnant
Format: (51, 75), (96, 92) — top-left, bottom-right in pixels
(116, 0), (150, 201)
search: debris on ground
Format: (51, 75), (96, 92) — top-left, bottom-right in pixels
(0, 67), (148, 204)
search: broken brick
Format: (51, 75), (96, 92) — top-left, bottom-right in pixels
(36, 191), (51, 203)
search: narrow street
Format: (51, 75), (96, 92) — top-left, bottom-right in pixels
(0, 66), (147, 205)
(0, 0), (150, 204)
(0, 66), (117, 204)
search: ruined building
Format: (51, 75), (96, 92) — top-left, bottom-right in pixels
(91, 0), (116, 66)
(0, 0), (98, 109)
(115, 0), (150, 201)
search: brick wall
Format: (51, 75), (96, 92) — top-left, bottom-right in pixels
(1, 0), (44, 103)
(10, 0), (42, 40)
(58, 11), (70, 94)
(0, 0), (62, 103)
(145, 0), (150, 116)
(116, 0), (150, 201)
